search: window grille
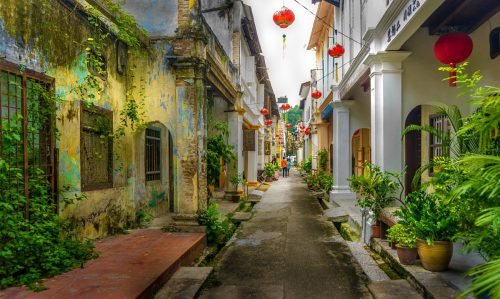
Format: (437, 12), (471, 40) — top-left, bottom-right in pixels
(0, 60), (56, 216)
(81, 105), (113, 190)
(145, 127), (161, 182)
(429, 114), (450, 174)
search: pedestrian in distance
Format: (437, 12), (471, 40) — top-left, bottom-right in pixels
(281, 157), (287, 177)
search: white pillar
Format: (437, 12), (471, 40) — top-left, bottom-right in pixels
(311, 130), (318, 171)
(228, 112), (244, 186)
(257, 132), (265, 171)
(364, 51), (411, 173)
(330, 101), (356, 202)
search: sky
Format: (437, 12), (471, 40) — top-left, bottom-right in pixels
(244, 0), (318, 107)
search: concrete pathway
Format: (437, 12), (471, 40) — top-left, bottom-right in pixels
(199, 169), (372, 299)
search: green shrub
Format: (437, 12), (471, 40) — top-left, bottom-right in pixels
(302, 156), (312, 174)
(318, 149), (328, 172)
(387, 223), (417, 248)
(197, 203), (236, 248)
(0, 120), (97, 290)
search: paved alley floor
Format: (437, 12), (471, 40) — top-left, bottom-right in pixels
(199, 170), (372, 299)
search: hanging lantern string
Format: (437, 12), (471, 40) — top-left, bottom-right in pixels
(292, 0), (369, 50)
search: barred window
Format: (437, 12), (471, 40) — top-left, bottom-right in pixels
(0, 61), (56, 208)
(81, 105), (113, 190)
(429, 114), (450, 174)
(145, 127), (161, 182)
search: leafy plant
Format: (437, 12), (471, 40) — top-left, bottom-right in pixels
(318, 149), (328, 172)
(395, 191), (459, 245)
(197, 203), (236, 248)
(0, 119), (97, 289)
(264, 163), (276, 178)
(230, 174), (244, 191)
(302, 156), (312, 174)
(318, 172), (333, 193)
(348, 162), (401, 219)
(387, 223), (417, 248)
(207, 123), (235, 186)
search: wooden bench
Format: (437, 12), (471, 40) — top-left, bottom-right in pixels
(378, 207), (401, 239)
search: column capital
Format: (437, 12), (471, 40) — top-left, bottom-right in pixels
(363, 51), (412, 73)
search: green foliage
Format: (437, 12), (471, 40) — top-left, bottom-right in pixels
(135, 209), (153, 227)
(284, 105), (302, 128)
(264, 163), (277, 178)
(348, 163), (401, 218)
(318, 149), (328, 172)
(197, 204), (236, 248)
(0, 120), (97, 290)
(229, 174), (244, 190)
(305, 171), (333, 193)
(387, 223), (417, 248)
(302, 156), (312, 174)
(207, 123), (235, 186)
(395, 191), (459, 245)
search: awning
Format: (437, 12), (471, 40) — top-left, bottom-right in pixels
(321, 104), (333, 120)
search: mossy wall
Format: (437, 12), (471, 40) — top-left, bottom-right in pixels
(0, 0), (180, 239)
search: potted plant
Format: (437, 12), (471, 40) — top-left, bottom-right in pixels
(348, 163), (401, 238)
(396, 191), (459, 271)
(387, 223), (418, 265)
(264, 163), (275, 182)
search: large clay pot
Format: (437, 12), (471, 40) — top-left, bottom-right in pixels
(396, 246), (418, 265)
(371, 224), (381, 238)
(417, 239), (453, 271)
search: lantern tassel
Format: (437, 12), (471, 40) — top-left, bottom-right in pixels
(335, 62), (339, 82)
(282, 34), (286, 59)
(449, 63), (456, 87)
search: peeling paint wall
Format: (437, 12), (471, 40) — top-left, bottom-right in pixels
(0, 1), (180, 239)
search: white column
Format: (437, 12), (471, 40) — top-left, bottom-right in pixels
(330, 101), (356, 202)
(311, 130), (318, 171)
(228, 112), (244, 186)
(364, 51), (411, 173)
(257, 132), (265, 171)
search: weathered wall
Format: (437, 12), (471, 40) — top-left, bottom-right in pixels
(118, 0), (178, 37)
(201, 0), (235, 61)
(0, 0), (180, 239)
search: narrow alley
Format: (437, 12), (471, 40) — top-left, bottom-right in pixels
(200, 170), (371, 299)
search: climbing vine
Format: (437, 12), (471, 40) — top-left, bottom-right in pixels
(0, 0), (154, 288)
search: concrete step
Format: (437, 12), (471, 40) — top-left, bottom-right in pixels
(368, 280), (423, 299)
(346, 241), (390, 282)
(155, 267), (213, 299)
(1, 229), (206, 299)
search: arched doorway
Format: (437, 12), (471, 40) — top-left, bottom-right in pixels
(404, 106), (422, 195)
(352, 128), (370, 176)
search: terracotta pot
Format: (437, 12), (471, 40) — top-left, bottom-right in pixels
(371, 224), (381, 238)
(417, 239), (453, 272)
(390, 242), (397, 249)
(396, 246), (418, 265)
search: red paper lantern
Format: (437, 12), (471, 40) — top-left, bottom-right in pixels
(311, 90), (322, 99)
(273, 7), (295, 29)
(264, 119), (273, 126)
(328, 43), (345, 58)
(260, 108), (269, 115)
(286, 123), (292, 129)
(304, 128), (310, 135)
(434, 32), (473, 86)
(300, 125), (305, 130)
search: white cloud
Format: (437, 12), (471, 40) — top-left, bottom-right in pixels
(243, 0), (317, 106)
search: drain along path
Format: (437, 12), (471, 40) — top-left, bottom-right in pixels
(199, 169), (371, 299)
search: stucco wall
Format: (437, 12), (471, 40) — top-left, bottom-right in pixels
(118, 0), (178, 37)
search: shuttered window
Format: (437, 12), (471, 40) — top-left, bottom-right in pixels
(81, 105), (113, 190)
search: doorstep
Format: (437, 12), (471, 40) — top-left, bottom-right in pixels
(0, 229), (206, 299)
(371, 239), (460, 299)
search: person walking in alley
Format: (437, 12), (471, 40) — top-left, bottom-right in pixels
(286, 158), (291, 176)
(281, 157), (287, 177)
